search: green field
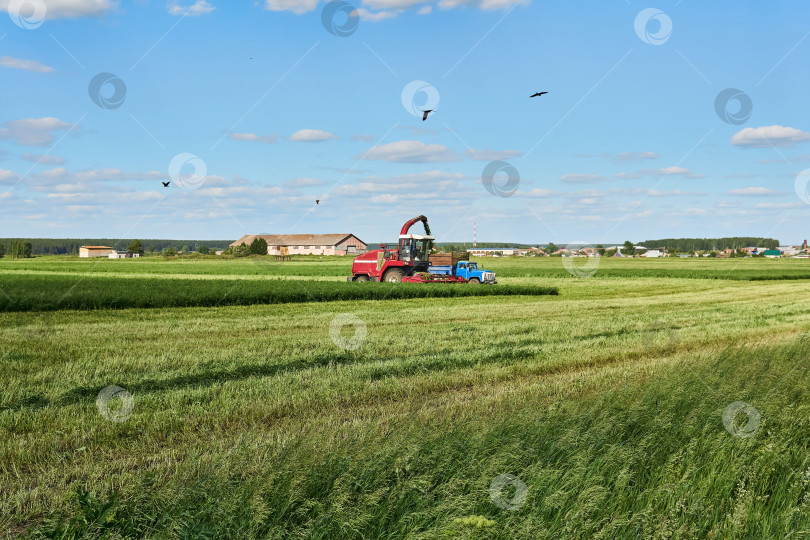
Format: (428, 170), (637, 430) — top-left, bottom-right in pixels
(2, 256), (810, 538)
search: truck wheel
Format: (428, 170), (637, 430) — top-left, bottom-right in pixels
(355, 275), (369, 282)
(383, 269), (405, 283)
(468, 277), (480, 284)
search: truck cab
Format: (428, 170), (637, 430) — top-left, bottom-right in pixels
(453, 261), (497, 284)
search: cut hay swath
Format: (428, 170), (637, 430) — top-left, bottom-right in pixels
(0, 274), (558, 312)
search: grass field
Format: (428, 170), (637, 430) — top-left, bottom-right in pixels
(2, 255), (810, 538)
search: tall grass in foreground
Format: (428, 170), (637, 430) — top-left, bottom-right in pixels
(26, 340), (810, 539)
(0, 275), (556, 312)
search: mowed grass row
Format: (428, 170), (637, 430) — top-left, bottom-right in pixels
(0, 274), (557, 312)
(25, 342), (810, 539)
(2, 255), (810, 281)
(3, 279), (810, 537)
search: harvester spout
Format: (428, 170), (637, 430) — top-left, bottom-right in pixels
(400, 215), (431, 236)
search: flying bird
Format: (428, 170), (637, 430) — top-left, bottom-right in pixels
(316, 200), (320, 205)
(530, 92), (548, 98)
(422, 110), (433, 121)
(162, 181), (170, 187)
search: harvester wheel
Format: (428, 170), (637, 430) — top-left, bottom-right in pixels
(468, 278), (480, 284)
(383, 269), (405, 283)
(355, 275), (369, 282)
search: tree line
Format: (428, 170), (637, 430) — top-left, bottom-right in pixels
(0, 240), (33, 258)
(637, 237), (780, 252)
(0, 238), (233, 256)
(223, 238), (268, 257)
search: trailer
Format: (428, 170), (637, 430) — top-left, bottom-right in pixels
(427, 260), (497, 284)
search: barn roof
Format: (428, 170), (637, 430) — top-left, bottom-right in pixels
(229, 234), (364, 248)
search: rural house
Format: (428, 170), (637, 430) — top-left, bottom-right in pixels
(79, 246), (115, 258)
(108, 251), (140, 259)
(229, 234), (367, 256)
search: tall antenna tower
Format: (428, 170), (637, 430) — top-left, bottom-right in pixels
(473, 221), (477, 248)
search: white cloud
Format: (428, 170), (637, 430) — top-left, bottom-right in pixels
(646, 189), (700, 197)
(360, 0), (423, 9)
(168, 0), (215, 15)
(21, 153), (66, 165)
(285, 177), (323, 187)
(228, 132), (277, 143)
(615, 166), (703, 180)
(522, 188), (556, 197)
(0, 191), (12, 199)
(0, 169), (18, 184)
(264, 0), (317, 14)
(755, 202), (802, 208)
(47, 191), (163, 203)
(66, 205), (99, 212)
(353, 7), (399, 21)
(0, 0), (116, 18)
(437, 0), (528, 11)
(196, 185), (283, 197)
(559, 173), (610, 184)
(289, 129), (339, 142)
(352, 134), (376, 142)
(336, 170), (466, 195)
(362, 140), (460, 163)
(0, 56), (54, 73)
(28, 167), (164, 189)
(464, 148), (522, 161)
(0, 117), (77, 146)
(730, 125), (810, 149)
(614, 151), (658, 162)
(265, 0), (523, 14)
(728, 187), (780, 196)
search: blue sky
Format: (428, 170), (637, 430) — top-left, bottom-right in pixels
(1, 0), (809, 244)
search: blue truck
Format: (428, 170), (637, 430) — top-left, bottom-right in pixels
(428, 260), (497, 284)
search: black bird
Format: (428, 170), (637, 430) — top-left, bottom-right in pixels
(422, 110), (433, 121)
(162, 181), (170, 187)
(530, 92), (548, 98)
(316, 200), (320, 205)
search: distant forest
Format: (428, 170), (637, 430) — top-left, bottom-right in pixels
(0, 237), (790, 256)
(0, 238), (233, 255)
(638, 237), (781, 251)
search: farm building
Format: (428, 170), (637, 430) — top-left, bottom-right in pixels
(763, 249), (782, 258)
(466, 248), (526, 257)
(229, 234), (367, 256)
(79, 246), (115, 258)
(108, 251), (140, 259)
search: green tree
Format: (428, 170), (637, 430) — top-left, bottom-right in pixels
(233, 243), (251, 257)
(0, 243), (4, 258)
(181, 245), (190, 255)
(623, 241), (636, 256)
(126, 239), (144, 255)
(163, 247), (178, 257)
(197, 245), (210, 255)
(8, 240), (32, 258)
(249, 237), (268, 255)
(596, 244), (605, 256)
(546, 243), (558, 254)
